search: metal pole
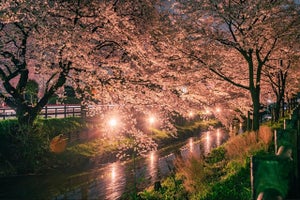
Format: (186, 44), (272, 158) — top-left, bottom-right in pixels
(274, 130), (278, 154)
(250, 156), (255, 200)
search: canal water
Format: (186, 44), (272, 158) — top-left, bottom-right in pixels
(0, 128), (228, 200)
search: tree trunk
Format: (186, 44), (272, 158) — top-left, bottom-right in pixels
(16, 104), (42, 128)
(251, 88), (261, 131)
(274, 100), (281, 122)
(281, 96), (285, 118)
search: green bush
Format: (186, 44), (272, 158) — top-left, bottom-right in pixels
(205, 146), (226, 164)
(199, 161), (251, 200)
(36, 117), (86, 138)
(0, 120), (49, 175)
(0, 118), (87, 176)
(139, 174), (188, 200)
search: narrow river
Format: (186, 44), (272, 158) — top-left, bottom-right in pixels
(0, 128), (228, 200)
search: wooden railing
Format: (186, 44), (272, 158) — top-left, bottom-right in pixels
(0, 104), (83, 120)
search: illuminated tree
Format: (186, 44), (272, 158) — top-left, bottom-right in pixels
(172, 0), (300, 130)
(0, 0), (169, 127)
(263, 51), (300, 121)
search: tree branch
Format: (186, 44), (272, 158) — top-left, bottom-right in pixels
(209, 67), (249, 90)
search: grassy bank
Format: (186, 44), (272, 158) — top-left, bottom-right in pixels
(139, 125), (274, 200)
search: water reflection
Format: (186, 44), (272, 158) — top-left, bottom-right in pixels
(189, 138), (193, 153)
(202, 128), (227, 155)
(180, 138), (201, 159)
(158, 153), (176, 176)
(1, 129), (228, 200)
(204, 131), (211, 155)
(147, 151), (158, 183)
(51, 162), (126, 200)
(105, 162), (125, 200)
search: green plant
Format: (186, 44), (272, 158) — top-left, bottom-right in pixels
(0, 117), (88, 176)
(205, 146), (226, 164)
(199, 162), (251, 200)
(139, 173), (188, 200)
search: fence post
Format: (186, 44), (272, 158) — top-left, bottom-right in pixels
(45, 106), (48, 119)
(81, 105), (86, 118)
(64, 105), (67, 118)
(250, 156), (255, 200)
(2, 109), (5, 120)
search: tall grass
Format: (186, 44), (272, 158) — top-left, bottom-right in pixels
(175, 155), (211, 194)
(225, 125), (273, 161)
(141, 126), (274, 199)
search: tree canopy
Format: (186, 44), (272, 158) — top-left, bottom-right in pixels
(0, 0), (299, 131)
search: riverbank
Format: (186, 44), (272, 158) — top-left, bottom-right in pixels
(43, 118), (222, 174)
(0, 117), (221, 177)
(138, 125), (275, 200)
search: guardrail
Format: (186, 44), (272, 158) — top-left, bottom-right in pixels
(251, 106), (300, 200)
(0, 105), (83, 120)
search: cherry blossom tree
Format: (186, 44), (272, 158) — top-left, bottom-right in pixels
(0, 0), (100, 126)
(171, 0), (300, 130)
(263, 52), (300, 121)
(0, 0), (167, 127)
(2, 0), (298, 134)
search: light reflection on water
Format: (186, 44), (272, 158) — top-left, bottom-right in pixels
(105, 162), (125, 200)
(180, 138), (201, 159)
(56, 128), (227, 200)
(204, 131), (211, 155)
(0, 129), (228, 200)
(147, 151), (158, 183)
(54, 162), (126, 200)
(189, 138), (193, 153)
(203, 128), (224, 155)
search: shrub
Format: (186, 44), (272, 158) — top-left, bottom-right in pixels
(0, 120), (50, 175)
(175, 156), (212, 193)
(205, 146), (226, 164)
(139, 174), (188, 200)
(0, 117), (87, 176)
(199, 162), (251, 200)
(258, 125), (273, 147)
(225, 127), (272, 162)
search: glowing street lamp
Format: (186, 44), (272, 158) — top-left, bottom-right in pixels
(105, 117), (119, 138)
(109, 118), (117, 128)
(205, 108), (210, 115)
(148, 116), (156, 136)
(149, 116), (155, 126)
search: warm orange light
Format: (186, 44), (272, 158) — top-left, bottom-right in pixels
(149, 116), (155, 125)
(111, 163), (116, 181)
(189, 138), (193, 152)
(205, 109), (210, 114)
(109, 118), (117, 127)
